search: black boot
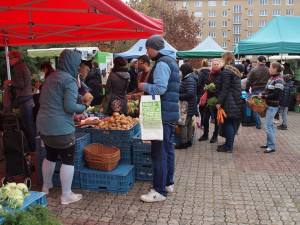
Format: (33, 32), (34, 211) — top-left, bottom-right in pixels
(210, 135), (218, 143)
(187, 140), (193, 147)
(175, 142), (189, 149)
(198, 134), (208, 141)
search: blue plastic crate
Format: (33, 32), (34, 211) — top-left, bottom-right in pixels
(80, 165), (134, 194)
(119, 150), (132, 165)
(75, 127), (86, 133)
(132, 133), (151, 152)
(132, 151), (152, 164)
(0, 191), (47, 224)
(134, 164), (153, 180)
(87, 123), (140, 144)
(75, 133), (91, 159)
(173, 133), (194, 145)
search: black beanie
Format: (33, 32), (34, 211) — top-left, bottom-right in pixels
(145, 35), (165, 51)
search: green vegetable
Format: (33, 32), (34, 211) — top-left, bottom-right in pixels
(0, 187), (11, 202)
(207, 97), (218, 113)
(2, 204), (63, 225)
(205, 83), (215, 91)
(16, 183), (29, 197)
(253, 98), (267, 106)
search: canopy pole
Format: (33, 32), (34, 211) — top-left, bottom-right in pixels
(5, 37), (11, 80)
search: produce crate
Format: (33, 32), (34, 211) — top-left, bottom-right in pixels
(173, 133), (194, 145)
(133, 152), (152, 164)
(0, 191), (47, 224)
(295, 105), (300, 113)
(75, 127), (86, 133)
(132, 133), (151, 152)
(80, 165), (135, 194)
(119, 149), (132, 165)
(87, 123), (140, 145)
(52, 171), (81, 189)
(134, 164), (153, 181)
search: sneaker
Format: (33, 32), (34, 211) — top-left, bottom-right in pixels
(277, 124), (287, 130)
(140, 189), (166, 202)
(61, 192), (83, 205)
(198, 134), (208, 141)
(175, 142), (188, 149)
(217, 146), (232, 153)
(166, 184), (175, 193)
(256, 125), (261, 129)
(264, 148), (275, 153)
(274, 119), (280, 124)
(42, 184), (53, 195)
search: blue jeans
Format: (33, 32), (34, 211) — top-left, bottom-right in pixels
(19, 97), (36, 152)
(264, 106), (278, 150)
(203, 110), (218, 137)
(279, 106), (288, 126)
(223, 118), (237, 150)
(151, 124), (175, 197)
(249, 90), (264, 128)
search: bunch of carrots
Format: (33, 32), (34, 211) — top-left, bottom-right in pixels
(217, 108), (227, 124)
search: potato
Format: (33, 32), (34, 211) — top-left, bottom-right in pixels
(113, 112), (120, 117)
(82, 93), (93, 103)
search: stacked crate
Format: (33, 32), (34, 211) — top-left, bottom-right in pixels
(36, 133), (91, 189)
(86, 123), (140, 164)
(132, 133), (153, 180)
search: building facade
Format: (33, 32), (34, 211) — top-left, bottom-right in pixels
(169, 0), (300, 51)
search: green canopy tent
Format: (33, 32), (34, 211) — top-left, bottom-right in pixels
(234, 16), (300, 55)
(176, 36), (226, 58)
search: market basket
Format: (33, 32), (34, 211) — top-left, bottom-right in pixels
(83, 143), (120, 171)
(246, 95), (267, 114)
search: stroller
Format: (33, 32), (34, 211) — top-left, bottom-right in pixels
(0, 113), (35, 188)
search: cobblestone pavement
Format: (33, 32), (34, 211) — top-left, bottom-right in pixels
(1, 112), (300, 224)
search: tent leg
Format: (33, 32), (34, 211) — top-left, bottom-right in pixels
(5, 39), (11, 80)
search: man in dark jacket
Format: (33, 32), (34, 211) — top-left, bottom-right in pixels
(85, 60), (103, 106)
(139, 35), (180, 203)
(5, 50), (36, 153)
(245, 56), (270, 129)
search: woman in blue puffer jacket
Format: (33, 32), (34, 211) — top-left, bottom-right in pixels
(37, 49), (93, 205)
(175, 63), (199, 149)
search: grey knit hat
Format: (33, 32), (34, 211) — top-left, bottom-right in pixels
(130, 59), (138, 67)
(145, 35), (165, 50)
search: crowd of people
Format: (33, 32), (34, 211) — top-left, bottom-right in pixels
(2, 35), (295, 205)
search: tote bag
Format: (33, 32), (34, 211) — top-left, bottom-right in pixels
(139, 95), (163, 141)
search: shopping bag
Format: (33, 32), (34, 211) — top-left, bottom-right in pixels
(199, 91), (208, 106)
(100, 91), (111, 115)
(178, 101), (188, 125)
(139, 95), (163, 141)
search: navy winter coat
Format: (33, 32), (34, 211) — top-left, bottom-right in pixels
(179, 72), (199, 117)
(279, 81), (293, 107)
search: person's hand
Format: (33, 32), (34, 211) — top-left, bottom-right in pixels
(139, 82), (144, 91)
(216, 104), (221, 109)
(259, 93), (262, 98)
(4, 80), (11, 85)
(126, 94), (131, 100)
(82, 93), (93, 107)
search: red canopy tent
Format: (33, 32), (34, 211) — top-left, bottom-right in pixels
(0, 0), (163, 78)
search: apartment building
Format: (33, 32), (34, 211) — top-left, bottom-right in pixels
(168, 0), (300, 51)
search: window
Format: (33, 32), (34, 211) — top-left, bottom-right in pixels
(208, 1), (216, 6)
(247, 31), (253, 37)
(248, 10), (253, 16)
(208, 32), (216, 38)
(222, 0), (228, 6)
(196, 33), (202, 38)
(234, 5), (242, 13)
(259, 20), (267, 27)
(272, 9), (281, 16)
(233, 15), (242, 24)
(260, 0), (268, 5)
(273, 0), (281, 5)
(222, 21), (228, 27)
(208, 21), (216, 27)
(194, 1), (202, 7)
(222, 42), (227, 48)
(222, 10), (228, 17)
(222, 31), (227, 38)
(286, 0), (294, 5)
(233, 26), (241, 34)
(248, 0), (253, 5)
(197, 21), (204, 28)
(182, 1), (189, 7)
(233, 36), (241, 45)
(259, 10), (268, 16)
(208, 11), (216, 17)
(194, 11), (203, 17)
(286, 9), (294, 16)
(248, 20), (253, 27)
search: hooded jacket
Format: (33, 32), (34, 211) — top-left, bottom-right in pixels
(143, 49), (180, 124)
(197, 67), (210, 103)
(37, 49), (86, 136)
(217, 64), (243, 120)
(179, 72), (199, 117)
(127, 59), (139, 93)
